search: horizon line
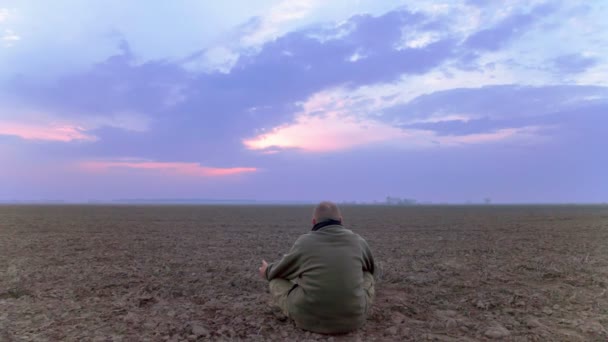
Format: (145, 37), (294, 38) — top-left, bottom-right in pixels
(0, 199), (606, 206)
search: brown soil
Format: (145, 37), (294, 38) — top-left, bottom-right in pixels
(1, 205), (607, 341)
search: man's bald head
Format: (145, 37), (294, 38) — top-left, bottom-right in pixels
(313, 201), (342, 223)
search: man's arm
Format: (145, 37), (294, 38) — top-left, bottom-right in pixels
(265, 235), (307, 281)
(360, 237), (376, 276)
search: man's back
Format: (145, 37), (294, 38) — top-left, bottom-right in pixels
(265, 224), (375, 334)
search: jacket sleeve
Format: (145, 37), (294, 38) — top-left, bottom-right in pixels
(265, 235), (307, 281)
(359, 236), (376, 276)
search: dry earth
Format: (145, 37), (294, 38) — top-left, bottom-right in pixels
(1, 205), (607, 341)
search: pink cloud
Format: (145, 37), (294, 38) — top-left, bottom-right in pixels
(0, 121), (96, 142)
(244, 90), (409, 152)
(245, 115), (543, 152)
(243, 88), (544, 153)
(80, 160), (257, 177)
(243, 111), (407, 152)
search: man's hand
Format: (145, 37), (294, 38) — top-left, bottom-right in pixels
(259, 260), (268, 279)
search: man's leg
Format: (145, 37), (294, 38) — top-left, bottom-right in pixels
(268, 279), (294, 317)
(363, 271), (375, 312)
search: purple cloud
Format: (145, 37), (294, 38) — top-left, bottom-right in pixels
(3, 7), (460, 163)
(553, 53), (598, 74)
(383, 85), (607, 143)
(464, 3), (557, 51)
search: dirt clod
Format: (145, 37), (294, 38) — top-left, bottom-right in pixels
(484, 323), (510, 338)
(190, 323), (209, 337)
(391, 311), (406, 324)
(385, 326), (398, 335)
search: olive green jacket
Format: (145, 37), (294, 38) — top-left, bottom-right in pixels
(265, 224), (376, 334)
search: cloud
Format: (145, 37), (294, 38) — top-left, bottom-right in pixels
(7, 47), (190, 117)
(243, 110), (406, 152)
(386, 85), (608, 122)
(0, 121), (96, 142)
(223, 8), (455, 98)
(554, 53), (598, 74)
(241, 89), (404, 152)
(188, 0), (322, 73)
(269, 57), (574, 130)
(397, 31), (441, 49)
(244, 80), (608, 153)
(243, 110), (543, 152)
(464, 2), (556, 51)
(0, 104), (150, 143)
(90, 112), (150, 132)
(188, 5), (454, 74)
(439, 126), (543, 144)
(2, 8), (458, 162)
(80, 160), (257, 177)
(241, 0), (320, 47)
(182, 46), (240, 74)
(243, 88), (547, 152)
(382, 84), (608, 140)
(3, 4), (606, 163)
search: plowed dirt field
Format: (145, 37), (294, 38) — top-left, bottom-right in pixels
(1, 205), (607, 341)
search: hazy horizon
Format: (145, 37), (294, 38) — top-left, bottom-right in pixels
(1, 198), (606, 205)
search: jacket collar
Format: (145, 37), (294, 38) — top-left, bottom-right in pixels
(312, 219), (342, 231)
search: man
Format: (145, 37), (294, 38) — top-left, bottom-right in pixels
(258, 201), (376, 334)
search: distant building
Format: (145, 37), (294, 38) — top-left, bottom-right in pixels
(385, 196), (417, 205)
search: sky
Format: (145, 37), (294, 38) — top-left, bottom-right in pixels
(0, 0), (607, 203)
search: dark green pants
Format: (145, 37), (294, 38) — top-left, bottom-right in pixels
(269, 272), (375, 317)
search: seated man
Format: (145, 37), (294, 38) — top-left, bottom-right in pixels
(258, 201), (376, 334)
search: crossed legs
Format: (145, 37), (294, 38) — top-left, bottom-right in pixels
(268, 272), (375, 317)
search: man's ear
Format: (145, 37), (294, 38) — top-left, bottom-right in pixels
(312, 218), (316, 225)
(339, 216), (343, 223)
